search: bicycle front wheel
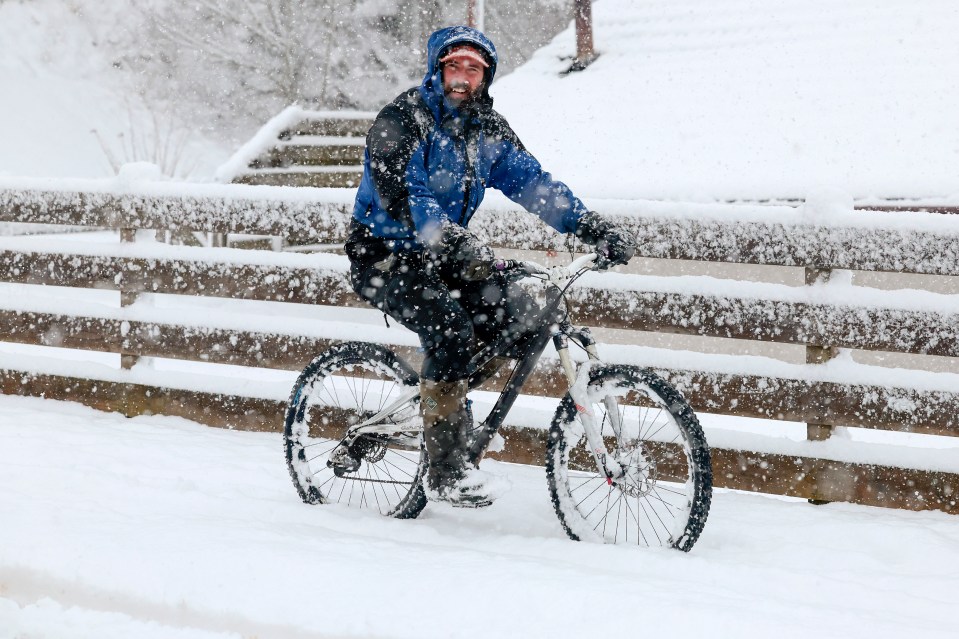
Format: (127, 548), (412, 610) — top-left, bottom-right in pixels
(546, 364), (712, 550)
(284, 341), (428, 519)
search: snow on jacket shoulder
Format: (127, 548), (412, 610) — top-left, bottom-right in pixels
(351, 26), (588, 250)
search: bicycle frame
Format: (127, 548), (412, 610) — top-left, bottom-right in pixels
(463, 254), (627, 481)
(346, 253), (628, 481)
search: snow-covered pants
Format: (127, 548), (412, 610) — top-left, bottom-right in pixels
(350, 256), (539, 382)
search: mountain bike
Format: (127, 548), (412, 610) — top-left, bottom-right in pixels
(283, 253), (712, 550)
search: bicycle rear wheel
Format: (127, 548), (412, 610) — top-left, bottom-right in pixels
(546, 364), (712, 550)
(283, 341), (428, 519)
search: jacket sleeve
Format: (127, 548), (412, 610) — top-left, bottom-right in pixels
(368, 98), (451, 245)
(366, 98), (446, 241)
(486, 124), (589, 234)
(405, 144), (452, 246)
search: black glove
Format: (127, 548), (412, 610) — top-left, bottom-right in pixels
(425, 222), (494, 281)
(574, 211), (637, 269)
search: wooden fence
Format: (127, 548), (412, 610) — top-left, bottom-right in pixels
(2, 181), (959, 514)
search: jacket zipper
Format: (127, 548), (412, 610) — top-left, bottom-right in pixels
(460, 119), (478, 224)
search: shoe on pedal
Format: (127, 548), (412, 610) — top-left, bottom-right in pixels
(420, 378), (510, 508)
(425, 466), (508, 508)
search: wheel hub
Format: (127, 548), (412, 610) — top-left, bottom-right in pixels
(613, 446), (657, 497)
(326, 433), (389, 477)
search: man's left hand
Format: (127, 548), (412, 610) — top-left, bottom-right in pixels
(575, 211), (637, 270)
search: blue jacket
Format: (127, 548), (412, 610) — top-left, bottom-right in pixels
(351, 26), (589, 251)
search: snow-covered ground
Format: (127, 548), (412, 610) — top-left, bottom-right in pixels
(4, 1), (959, 636)
(2, 393), (958, 639)
(5, 0), (959, 199)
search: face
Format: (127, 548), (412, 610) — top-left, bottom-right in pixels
(442, 56), (486, 107)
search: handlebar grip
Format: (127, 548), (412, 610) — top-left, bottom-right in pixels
(494, 259), (549, 276)
(492, 259), (520, 272)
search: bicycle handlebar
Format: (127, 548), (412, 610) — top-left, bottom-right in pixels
(492, 253), (597, 278)
(479, 253), (599, 291)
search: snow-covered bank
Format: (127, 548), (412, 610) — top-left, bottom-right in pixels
(1, 394), (958, 639)
(0, 2), (228, 179)
(492, 0), (959, 200)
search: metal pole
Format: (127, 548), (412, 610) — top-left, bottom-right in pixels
(573, 0), (594, 65)
(467, 0), (485, 31)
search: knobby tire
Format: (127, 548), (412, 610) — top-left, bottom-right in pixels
(283, 342), (428, 519)
(546, 364), (712, 550)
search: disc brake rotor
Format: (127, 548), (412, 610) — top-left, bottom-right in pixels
(614, 445), (657, 497)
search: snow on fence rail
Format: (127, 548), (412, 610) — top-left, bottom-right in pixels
(2, 176), (959, 514)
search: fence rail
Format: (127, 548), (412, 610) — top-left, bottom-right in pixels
(2, 179), (959, 514)
(5, 184), (959, 270)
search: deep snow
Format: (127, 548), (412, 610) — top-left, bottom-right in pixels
(2, 394), (959, 639)
(3, 1), (959, 636)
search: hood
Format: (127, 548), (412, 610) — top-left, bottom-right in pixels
(420, 26), (498, 121)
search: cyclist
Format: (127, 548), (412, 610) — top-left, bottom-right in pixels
(345, 25), (635, 507)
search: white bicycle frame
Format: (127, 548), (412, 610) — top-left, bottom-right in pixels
(547, 254), (627, 482)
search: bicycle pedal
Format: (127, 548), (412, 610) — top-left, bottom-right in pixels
(449, 497), (494, 509)
(425, 488), (494, 508)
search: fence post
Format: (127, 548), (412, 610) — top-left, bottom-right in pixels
(568, 0), (597, 71)
(804, 265), (840, 505)
(119, 228), (139, 371)
(805, 266), (839, 442)
(466, 0), (485, 32)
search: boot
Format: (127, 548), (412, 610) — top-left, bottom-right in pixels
(420, 379), (494, 507)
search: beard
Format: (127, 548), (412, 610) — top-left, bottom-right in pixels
(443, 81), (483, 108)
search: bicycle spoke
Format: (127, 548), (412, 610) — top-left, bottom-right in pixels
(621, 492), (640, 544)
(382, 455), (417, 481)
(573, 477), (609, 509)
(595, 487), (621, 535)
(638, 497), (665, 546)
(368, 463), (385, 514)
(317, 473), (337, 491)
(642, 416), (671, 444)
(306, 441), (339, 464)
(632, 496), (651, 546)
(613, 489), (625, 544)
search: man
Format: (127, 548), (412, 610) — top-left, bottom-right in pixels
(345, 26), (635, 507)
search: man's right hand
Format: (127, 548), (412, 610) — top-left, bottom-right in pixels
(427, 222), (494, 280)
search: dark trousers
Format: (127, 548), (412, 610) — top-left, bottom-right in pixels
(350, 256), (541, 382)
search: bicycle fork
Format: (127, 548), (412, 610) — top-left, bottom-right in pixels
(553, 330), (625, 483)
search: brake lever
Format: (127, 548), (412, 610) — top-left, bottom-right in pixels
(591, 253), (613, 271)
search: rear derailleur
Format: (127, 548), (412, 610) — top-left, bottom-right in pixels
(327, 434), (388, 477)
